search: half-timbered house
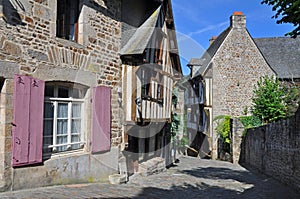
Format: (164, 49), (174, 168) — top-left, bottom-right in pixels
(120, 0), (181, 173)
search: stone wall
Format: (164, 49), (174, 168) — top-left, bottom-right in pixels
(0, 0), (122, 191)
(231, 118), (243, 164)
(241, 108), (300, 190)
(0, 79), (14, 191)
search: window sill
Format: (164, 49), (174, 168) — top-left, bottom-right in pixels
(54, 37), (85, 49)
(43, 149), (88, 161)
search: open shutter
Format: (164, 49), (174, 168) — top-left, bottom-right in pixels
(12, 75), (31, 166)
(91, 86), (111, 153)
(12, 75), (44, 167)
(28, 78), (45, 164)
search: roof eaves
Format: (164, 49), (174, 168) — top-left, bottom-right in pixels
(193, 27), (231, 78)
(120, 5), (162, 56)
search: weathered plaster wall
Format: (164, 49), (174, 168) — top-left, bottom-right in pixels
(0, 0), (122, 191)
(12, 148), (119, 190)
(241, 109), (300, 191)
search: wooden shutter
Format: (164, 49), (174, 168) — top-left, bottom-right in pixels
(91, 86), (111, 153)
(28, 78), (45, 164)
(12, 75), (44, 167)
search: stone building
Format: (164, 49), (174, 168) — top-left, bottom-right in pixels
(0, 0), (123, 191)
(186, 12), (288, 159)
(0, 0), (181, 191)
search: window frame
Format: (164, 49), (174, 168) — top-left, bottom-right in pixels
(56, 0), (80, 42)
(140, 68), (164, 105)
(43, 83), (86, 156)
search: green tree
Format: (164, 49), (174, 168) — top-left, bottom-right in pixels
(261, 0), (300, 38)
(252, 76), (287, 123)
(214, 115), (231, 154)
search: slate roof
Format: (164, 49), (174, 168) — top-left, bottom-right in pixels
(121, 23), (136, 49)
(254, 37), (300, 79)
(120, 5), (162, 55)
(187, 58), (201, 67)
(191, 31), (300, 80)
(192, 28), (231, 77)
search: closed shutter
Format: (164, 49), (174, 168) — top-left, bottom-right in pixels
(12, 75), (44, 167)
(91, 86), (111, 153)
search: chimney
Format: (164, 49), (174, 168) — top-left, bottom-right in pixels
(230, 11), (246, 28)
(209, 36), (218, 45)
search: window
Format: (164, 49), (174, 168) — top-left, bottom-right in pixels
(43, 82), (87, 155)
(56, 0), (79, 42)
(157, 74), (163, 100)
(141, 68), (151, 97)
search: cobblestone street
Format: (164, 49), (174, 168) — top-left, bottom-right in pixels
(0, 156), (299, 199)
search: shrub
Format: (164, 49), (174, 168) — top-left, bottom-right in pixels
(252, 76), (287, 123)
(214, 115), (231, 144)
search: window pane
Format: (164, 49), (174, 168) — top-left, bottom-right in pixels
(43, 132), (53, 154)
(71, 88), (79, 98)
(57, 135), (68, 152)
(71, 144), (80, 150)
(71, 135), (80, 143)
(72, 104), (81, 117)
(43, 136), (52, 144)
(69, 17), (75, 41)
(57, 135), (67, 144)
(44, 102), (54, 118)
(57, 146), (67, 152)
(43, 120), (53, 136)
(58, 87), (69, 98)
(71, 134), (80, 150)
(71, 119), (81, 134)
(45, 86), (54, 97)
(57, 119), (68, 135)
(43, 136), (52, 148)
(57, 103), (68, 118)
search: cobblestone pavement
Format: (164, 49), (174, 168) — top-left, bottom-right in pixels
(0, 156), (299, 199)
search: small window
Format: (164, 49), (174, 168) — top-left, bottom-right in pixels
(56, 0), (79, 42)
(0, 77), (5, 92)
(43, 82), (87, 156)
(141, 68), (151, 97)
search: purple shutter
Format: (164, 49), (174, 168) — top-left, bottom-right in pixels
(12, 75), (44, 167)
(12, 75), (31, 166)
(91, 86), (111, 153)
(28, 78), (45, 164)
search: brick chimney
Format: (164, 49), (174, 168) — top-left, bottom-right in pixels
(209, 36), (218, 45)
(230, 11), (246, 28)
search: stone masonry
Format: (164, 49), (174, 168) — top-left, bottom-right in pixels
(209, 13), (275, 158)
(241, 108), (300, 191)
(0, 0), (123, 191)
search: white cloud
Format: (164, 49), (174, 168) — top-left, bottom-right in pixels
(188, 21), (228, 37)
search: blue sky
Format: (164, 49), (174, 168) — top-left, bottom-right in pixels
(171, 0), (295, 75)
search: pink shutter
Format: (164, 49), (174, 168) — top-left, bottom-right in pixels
(12, 75), (31, 166)
(91, 86), (111, 153)
(28, 78), (44, 164)
(12, 75), (44, 167)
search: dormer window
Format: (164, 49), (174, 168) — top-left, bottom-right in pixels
(56, 0), (79, 42)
